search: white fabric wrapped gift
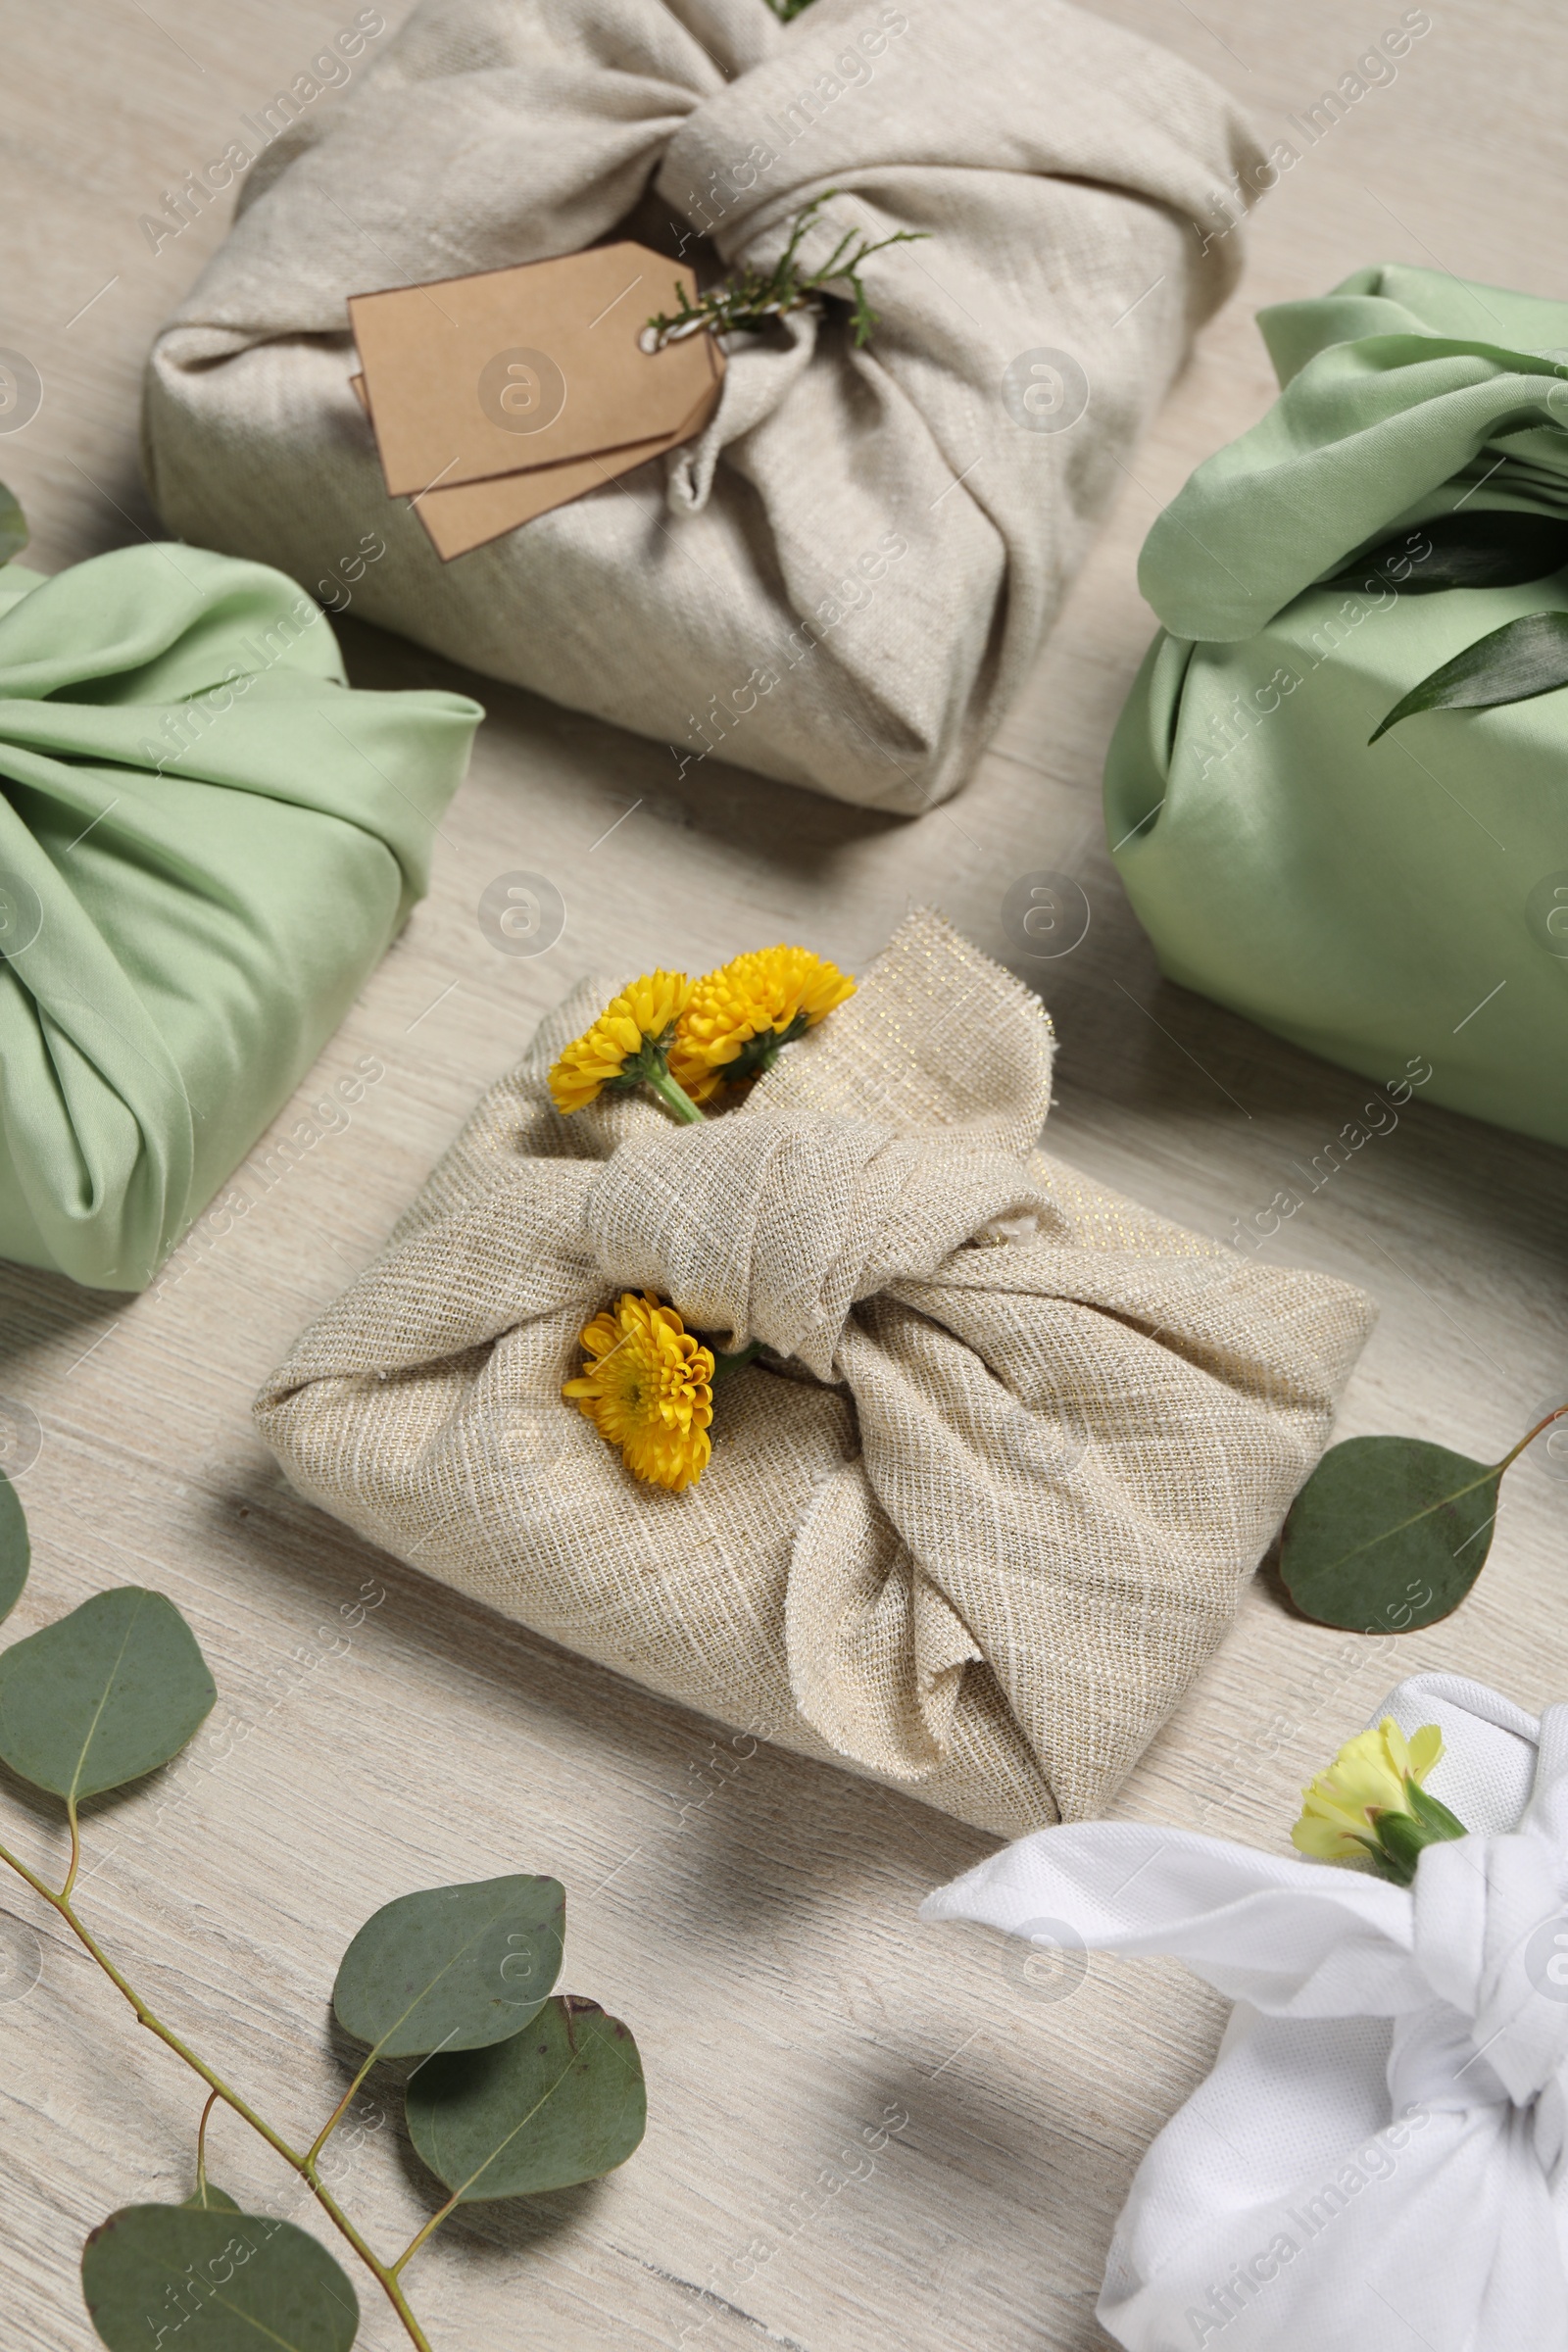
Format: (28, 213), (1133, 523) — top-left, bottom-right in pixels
(141, 0), (1262, 810)
(922, 1673), (1568, 2350)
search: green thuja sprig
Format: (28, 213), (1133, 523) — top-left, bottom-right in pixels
(0, 1472), (645, 2351)
(642, 190), (927, 353)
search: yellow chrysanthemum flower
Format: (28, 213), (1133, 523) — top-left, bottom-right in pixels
(564, 1291), (714, 1492)
(548, 970), (694, 1116)
(1291, 1719), (1446, 1871)
(668, 945), (856, 1102)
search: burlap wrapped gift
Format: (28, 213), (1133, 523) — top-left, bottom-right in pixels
(142, 0), (1263, 812)
(255, 913), (1374, 1836)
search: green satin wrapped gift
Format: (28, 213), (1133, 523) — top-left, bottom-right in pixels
(0, 542), (482, 1289)
(1104, 263), (1568, 1147)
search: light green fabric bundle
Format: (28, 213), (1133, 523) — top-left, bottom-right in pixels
(0, 544), (481, 1289)
(1104, 264), (1568, 1147)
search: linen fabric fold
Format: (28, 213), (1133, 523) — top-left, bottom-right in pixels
(1104, 264), (1568, 1145)
(923, 1672), (1568, 2351)
(142, 0), (1263, 811)
(0, 544), (482, 1290)
(254, 909), (1373, 1836)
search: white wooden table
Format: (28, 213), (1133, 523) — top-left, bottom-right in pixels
(2, 3), (1565, 2345)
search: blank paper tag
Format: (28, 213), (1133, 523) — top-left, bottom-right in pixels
(349, 243), (719, 499)
(349, 357), (720, 560)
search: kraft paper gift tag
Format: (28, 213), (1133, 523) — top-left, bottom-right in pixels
(349, 242), (720, 498)
(349, 366), (721, 559)
(145, 0), (1261, 808)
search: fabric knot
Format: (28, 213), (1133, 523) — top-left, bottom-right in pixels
(256, 909), (1372, 1836)
(923, 1686), (1568, 2348)
(582, 1109), (1045, 1381)
(1411, 1745), (1568, 2112)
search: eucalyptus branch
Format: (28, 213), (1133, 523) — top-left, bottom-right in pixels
(62, 1795), (80, 1903)
(1496, 1400), (1568, 1473)
(194, 2091), (220, 2207)
(391, 2188), (462, 2277)
(642, 190), (927, 352)
(306, 2046), (380, 2170)
(0, 1350), (643, 2349)
(0, 1831), (434, 2350)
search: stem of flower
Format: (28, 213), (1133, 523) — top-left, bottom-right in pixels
(646, 1069), (708, 1125)
(1497, 1400), (1568, 1474)
(0, 1833), (435, 2352)
(709, 1341), (763, 1385)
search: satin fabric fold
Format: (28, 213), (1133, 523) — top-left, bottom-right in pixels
(0, 544), (481, 1288)
(1104, 263), (1568, 1146)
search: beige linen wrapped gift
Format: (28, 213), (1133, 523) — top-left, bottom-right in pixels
(256, 915), (1374, 1836)
(142, 0), (1264, 811)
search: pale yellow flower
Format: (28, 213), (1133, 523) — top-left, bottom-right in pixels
(564, 1291), (713, 1492)
(1291, 1719), (1445, 1868)
(668, 945), (855, 1102)
(548, 971), (693, 1116)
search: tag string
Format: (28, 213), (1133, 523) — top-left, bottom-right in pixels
(640, 191), (926, 355)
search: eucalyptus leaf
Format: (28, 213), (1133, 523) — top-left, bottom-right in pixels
(407, 1992), (646, 2202)
(1280, 1435), (1500, 1631)
(1326, 509), (1568, 596)
(1370, 609), (1568, 741)
(0, 1469), (27, 1625)
(81, 2205), (357, 2350)
(0, 481), (25, 568)
(333, 1874), (564, 2060)
(181, 2184), (242, 2213)
(0, 1587), (216, 1802)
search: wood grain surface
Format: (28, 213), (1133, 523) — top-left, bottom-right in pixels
(1, 3), (1564, 2346)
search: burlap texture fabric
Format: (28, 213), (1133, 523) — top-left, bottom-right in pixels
(255, 913), (1375, 1836)
(141, 0), (1264, 811)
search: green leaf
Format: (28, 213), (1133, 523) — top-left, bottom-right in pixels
(0, 481), (25, 568)
(1326, 510), (1568, 596)
(1280, 1435), (1500, 1631)
(333, 1874), (564, 2060)
(1371, 1790), (1468, 1884)
(0, 1469), (27, 1625)
(182, 2184), (242, 2213)
(1370, 609), (1568, 741)
(407, 1992), (646, 2203)
(1369, 1812), (1421, 1886)
(1405, 1780), (1469, 1842)
(81, 2205), (357, 2350)
(0, 1587), (216, 1801)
